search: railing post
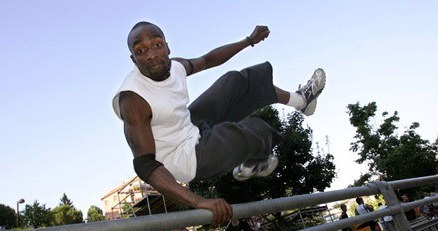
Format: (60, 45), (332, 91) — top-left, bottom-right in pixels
(371, 181), (411, 231)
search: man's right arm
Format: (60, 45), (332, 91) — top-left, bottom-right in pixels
(118, 91), (232, 224)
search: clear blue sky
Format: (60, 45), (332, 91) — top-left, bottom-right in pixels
(1, 1), (437, 215)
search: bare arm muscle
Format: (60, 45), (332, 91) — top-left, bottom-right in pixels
(118, 91), (203, 207)
(172, 25), (270, 77)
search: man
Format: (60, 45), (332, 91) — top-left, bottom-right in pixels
(401, 194), (417, 221)
(339, 204), (353, 231)
(355, 197), (380, 231)
(112, 21), (326, 225)
(378, 202), (395, 231)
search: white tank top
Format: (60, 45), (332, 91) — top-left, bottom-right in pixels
(356, 204), (369, 215)
(113, 60), (200, 183)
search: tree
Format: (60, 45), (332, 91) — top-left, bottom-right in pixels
(59, 193), (73, 207)
(52, 193), (83, 225)
(190, 106), (336, 228)
(347, 102), (438, 185)
(52, 205), (83, 225)
(86, 205), (105, 222)
(0, 204), (16, 229)
(22, 200), (53, 228)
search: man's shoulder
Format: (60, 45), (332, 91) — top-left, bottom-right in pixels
(119, 91), (151, 108)
(119, 90), (142, 99)
(170, 58), (190, 76)
(118, 91), (152, 120)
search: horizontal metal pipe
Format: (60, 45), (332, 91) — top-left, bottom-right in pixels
(33, 175), (438, 231)
(35, 185), (381, 231)
(35, 209), (212, 231)
(389, 174), (438, 190)
(401, 196), (438, 212)
(302, 205), (399, 231)
(233, 184), (379, 219)
(302, 190), (438, 231)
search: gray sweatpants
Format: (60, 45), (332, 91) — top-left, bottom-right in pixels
(189, 62), (281, 181)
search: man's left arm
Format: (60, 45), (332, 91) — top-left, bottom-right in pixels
(173, 25), (270, 76)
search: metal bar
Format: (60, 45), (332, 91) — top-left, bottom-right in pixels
(298, 209), (306, 229)
(371, 181), (411, 230)
(145, 195), (152, 215)
(302, 206), (400, 231)
(401, 196), (438, 211)
(161, 195), (167, 213)
(302, 196), (438, 231)
(33, 175), (438, 231)
(389, 175), (438, 190)
(325, 203), (334, 222)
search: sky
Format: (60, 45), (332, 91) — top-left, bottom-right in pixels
(1, 1), (437, 216)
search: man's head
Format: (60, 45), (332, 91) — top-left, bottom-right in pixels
(356, 197), (364, 205)
(340, 204), (347, 212)
(127, 21), (171, 81)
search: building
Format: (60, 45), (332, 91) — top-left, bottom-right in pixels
(101, 176), (181, 220)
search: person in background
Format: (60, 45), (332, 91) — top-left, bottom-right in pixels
(355, 197), (381, 231)
(339, 204), (353, 231)
(378, 202), (395, 231)
(400, 194), (417, 221)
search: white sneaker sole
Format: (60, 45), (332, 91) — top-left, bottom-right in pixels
(233, 156), (279, 181)
(233, 164), (256, 181)
(302, 68), (326, 116)
(256, 155), (279, 177)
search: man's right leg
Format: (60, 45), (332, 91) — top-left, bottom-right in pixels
(194, 118), (281, 181)
(189, 62), (280, 181)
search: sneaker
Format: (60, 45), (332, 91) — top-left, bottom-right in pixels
(296, 68), (326, 116)
(233, 155), (279, 181)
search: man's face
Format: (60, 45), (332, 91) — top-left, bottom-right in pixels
(128, 25), (171, 81)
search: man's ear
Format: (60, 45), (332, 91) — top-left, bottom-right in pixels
(130, 54), (137, 66)
(166, 43), (171, 55)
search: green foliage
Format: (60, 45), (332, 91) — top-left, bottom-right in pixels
(51, 193), (83, 225)
(351, 173), (372, 187)
(347, 102), (438, 183)
(121, 203), (134, 218)
(190, 106), (337, 227)
(59, 193), (73, 207)
(0, 204), (17, 229)
(270, 112), (336, 197)
(52, 205), (83, 225)
(22, 201), (53, 229)
(86, 205), (105, 222)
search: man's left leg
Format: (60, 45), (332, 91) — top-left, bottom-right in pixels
(189, 62), (278, 126)
(189, 62), (326, 125)
(275, 68), (326, 116)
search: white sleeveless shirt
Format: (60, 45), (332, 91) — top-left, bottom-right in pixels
(356, 204), (369, 215)
(113, 60), (200, 183)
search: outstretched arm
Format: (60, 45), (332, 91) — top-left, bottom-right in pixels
(118, 91), (233, 225)
(173, 25), (270, 76)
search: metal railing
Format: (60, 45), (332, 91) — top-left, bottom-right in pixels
(34, 175), (438, 231)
